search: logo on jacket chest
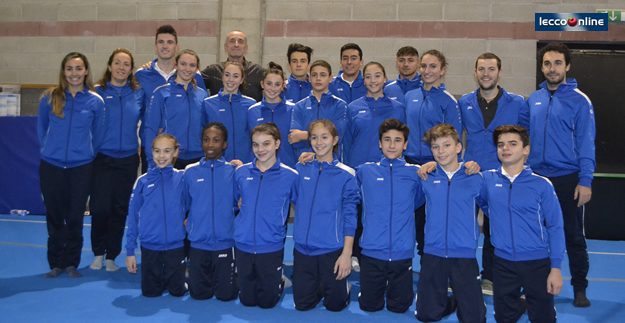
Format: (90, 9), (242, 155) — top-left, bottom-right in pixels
(377, 178), (384, 181)
(495, 184), (503, 187)
(219, 109), (225, 112)
(247, 177), (253, 180)
(176, 94), (183, 97)
(197, 178), (204, 182)
(433, 180), (441, 184)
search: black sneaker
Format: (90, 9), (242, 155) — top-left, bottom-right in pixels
(65, 266), (82, 278)
(574, 290), (591, 307)
(44, 267), (64, 278)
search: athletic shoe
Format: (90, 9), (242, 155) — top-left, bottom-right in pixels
(481, 279), (494, 296)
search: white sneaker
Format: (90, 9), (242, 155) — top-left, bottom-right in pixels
(351, 256), (360, 272)
(105, 259), (119, 272)
(90, 256), (104, 270)
(283, 274), (292, 288)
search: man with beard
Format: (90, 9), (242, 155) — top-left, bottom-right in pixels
(384, 46), (422, 105)
(458, 52), (528, 295)
(527, 43), (595, 307)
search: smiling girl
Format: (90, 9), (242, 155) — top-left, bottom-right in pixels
(203, 62), (257, 163)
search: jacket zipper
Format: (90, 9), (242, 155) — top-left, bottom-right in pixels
(543, 94), (553, 176)
(160, 170), (169, 249)
(418, 95), (427, 162)
(508, 180), (515, 260)
(212, 163), (216, 250)
(305, 164), (323, 254)
(445, 177), (451, 258)
(119, 93), (124, 152)
(186, 89), (191, 160)
(229, 96), (236, 158)
(64, 96), (75, 167)
(252, 172), (264, 254)
(389, 162), (393, 261)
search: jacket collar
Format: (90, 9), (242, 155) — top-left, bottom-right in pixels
(288, 74), (309, 85)
(337, 70), (364, 86)
(495, 164), (532, 179)
(311, 154), (340, 168)
(218, 88), (242, 101)
(199, 157), (227, 168)
(538, 78), (577, 93)
(250, 157), (282, 173)
(147, 164), (174, 180)
(379, 156), (407, 167)
(260, 98), (286, 111)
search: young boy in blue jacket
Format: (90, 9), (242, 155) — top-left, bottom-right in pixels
(356, 118), (424, 313)
(477, 125), (565, 322)
(183, 122), (239, 301)
(284, 43), (313, 104)
(415, 123), (486, 323)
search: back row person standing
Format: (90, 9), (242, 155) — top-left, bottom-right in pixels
(202, 30), (265, 101)
(136, 25), (206, 173)
(329, 43), (367, 104)
(383, 46), (422, 105)
(284, 43), (313, 104)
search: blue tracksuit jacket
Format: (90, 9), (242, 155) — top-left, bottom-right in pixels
(183, 157), (237, 251)
(527, 79), (595, 188)
(459, 87), (529, 170)
(294, 156), (360, 256)
(234, 158), (299, 254)
(343, 95), (406, 168)
(404, 84), (462, 164)
(421, 163), (484, 258)
(477, 167), (566, 268)
(203, 89), (257, 163)
(37, 88), (105, 168)
(284, 74), (312, 104)
(357, 157), (424, 261)
(125, 165), (186, 256)
(247, 99), (297, 167)
(96, 82), (145, 158)
(383, 74), (422, 106)
(329, 71), (367, 104)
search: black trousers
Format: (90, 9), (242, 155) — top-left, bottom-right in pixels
(415, 204), (426, 258)
(90, 153), (139, 260)
(235, 248), (284, 308)
(358, 255), (414, 313)
(481, 214), (494, 281)
(188, 247), (238, 301)
(547, 172), (589, 291)
(416, 254), (486, 323)
(140, 246), (187, 297)
(140, 146), (148, 174)
(39, 160), (92, 269)
(493, 256), (555, 323)
(293, 248), (350, 312)
(352, 204), (363, 260)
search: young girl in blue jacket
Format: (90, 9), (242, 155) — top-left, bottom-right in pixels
(183, 122), (239, 301)
(293, 119), (360, 312)
(125, 134), (187, 297)
(38, 52), (105, 278)
(90, 48), (145, 272)
(247, 62), (297, 167)
(343, 62), (406, 168)
(203, 62), (257, 163)
(145, 49), (208, 170)
(234, 122), (299, 308)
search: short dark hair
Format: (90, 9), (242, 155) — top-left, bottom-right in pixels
(287, 43), (313, 62)
(250, 122), (281, 143)
(475, 52), (501, 70)
(379, 118), (409, 141)
(340, 43), (363, 60)
(310, 60), (332, 75)
(423, 124), (460, 145)
(155, 24), (178, 44)
(396, 46), (419, 58)
(492, 125), (530, 147)
(539, 42), (571, 66)
(203, 122), (228, 142)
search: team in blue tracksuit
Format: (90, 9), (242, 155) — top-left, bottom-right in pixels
(247, 99), (297, 167)
(135, 59), (207, 172)
(126, 165), (187, 297)
(416, 162), (486, 322)
(290, 91), (348, 158)
(293, 155), (360, 311)
(203, 89), (257, 163)
(460, 87), (529, 170)
(343, 96), (406, 168)
(356, 157), (424, 313)
(284, 74), (312, 104)
(329, 70), (367, 104)
(234, 158), (299, 308)
(527, 79), (595, 294)
(383, 74), (422, 106)
(145, 80), (208, 168)
(477, 166), (565, 322)
(90, 82), (145, 262)
(183, 157), (238, 301)
(404, 84), (462, 164)
(38, 88), (105, 271)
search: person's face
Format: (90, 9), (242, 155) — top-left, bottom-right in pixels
(288, 52), (310, 79)
(252, 132), (279, 164)
(430, 136), (461, 169)
(396, 55), (419, 79)
(420, 54), (445, 88)
(310, 66), (332, 93)
(108, 52), (132, 86)
(261, 73), (284, 102)
(176, 54), (198, 83)
(340, 49), (363, 78)
(363, 65), (387, 96)
(224, 31), (248, 60)
(202, 127), (227, 160)
(222, 64), (244, 94)
(310, 124), (338, 161)
(541, 51), (569, 88)
(152, 138), (178, 168)
(497, 133), (529, 167)
(64, 57), (88, 90)
(155, 33), (178, 60)
(379, 129), (407, 160)
(475, 58), (502, 91)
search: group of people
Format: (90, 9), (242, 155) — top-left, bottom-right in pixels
(36, 24), (595, 322)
